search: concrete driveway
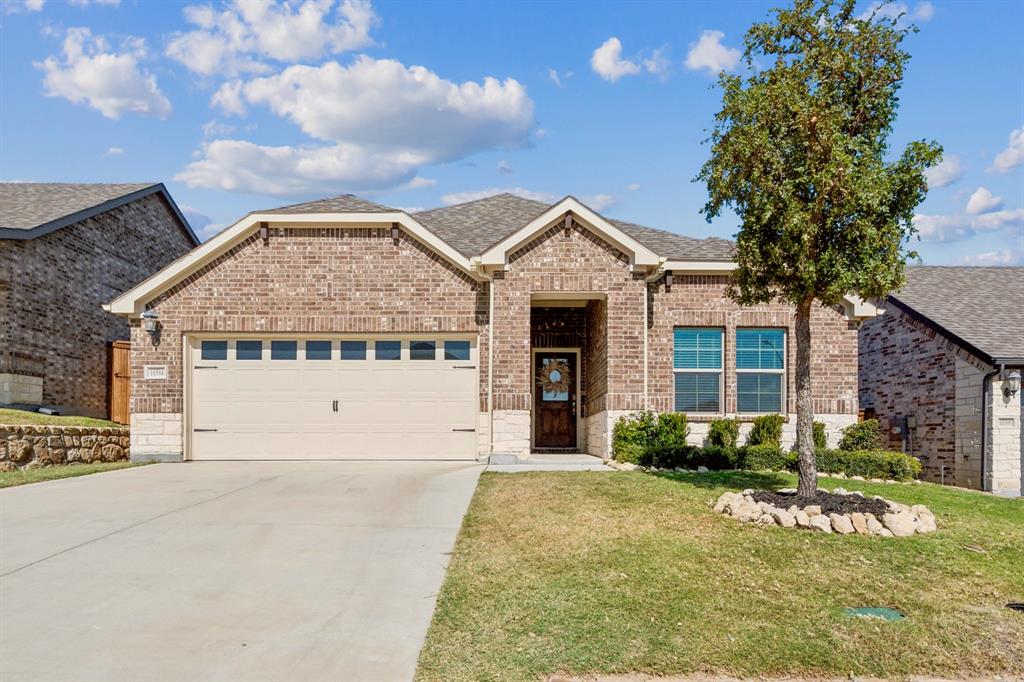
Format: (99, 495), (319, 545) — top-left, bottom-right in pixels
(0, 460), (482, 682)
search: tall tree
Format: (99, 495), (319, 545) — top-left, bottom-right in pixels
(698, 0), (941, 497)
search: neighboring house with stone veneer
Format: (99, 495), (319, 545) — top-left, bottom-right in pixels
(106, 193), (878, 463)
(859, 267), (1023, 497)
(0, 183), (198, 417)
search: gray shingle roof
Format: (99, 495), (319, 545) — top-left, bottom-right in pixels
(889, 266), (1024, 362)
(259, 194), (396, 214)
(0, 182), (157, 230)
(411, 192), (735, 260)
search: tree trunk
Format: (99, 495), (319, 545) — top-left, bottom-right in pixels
(795, 296), (818, 498)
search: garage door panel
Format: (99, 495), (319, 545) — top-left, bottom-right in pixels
(190, 337), (477, 461)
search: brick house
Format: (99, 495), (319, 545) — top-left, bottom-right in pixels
(106, 193), (877, 462)
(859, 266), (1023, 497)
(0, 183), (198, 417)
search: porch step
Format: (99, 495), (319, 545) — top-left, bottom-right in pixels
(486, 452), (610, 471)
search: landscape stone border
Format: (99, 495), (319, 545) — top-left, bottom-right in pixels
(0, 424), (130, 471)
(714, 487), (937, 537)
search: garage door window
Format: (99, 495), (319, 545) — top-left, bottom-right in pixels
(201, 340), (227, 360)
(271, 340), (297, 360)
(411, 341), (436, 360)
(375, 340), (401, 360)
(236, 340), (262, 360)
(340, 341), (366, 360)
(306, 340), (331, 360)
(445, 340), (470, 360)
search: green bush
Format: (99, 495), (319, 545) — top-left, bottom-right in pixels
(737, 444), (794, 471)
(700, 445), (739, 470)
(815, 448), (921, 481)
(652, 412), (690, 454)
(838, 419), (883, 451)
(813, 421), (827, 449)
(747, 414), (785, 447)
(612, 410), (658, 463)
(706, 418), (741, 449)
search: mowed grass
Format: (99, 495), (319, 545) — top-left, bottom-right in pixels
(0, 462), (139, 488)
(417, 470), (1024, 681)
(0, 408), (121, 428)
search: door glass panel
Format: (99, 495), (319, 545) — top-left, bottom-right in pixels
(375, 340), (401, 360)
(410, 340), (436, 360)
(271, 340), (297, 360)
(236, 340), (262, 360)
(539, 357), (570, 401)
(444, 340), (471, 360)
(340, 341), (367, 360)
(305, 340), (331, 360)
(201, 340), (227, 360)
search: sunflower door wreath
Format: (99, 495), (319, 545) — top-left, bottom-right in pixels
(538, 358), (571, 395)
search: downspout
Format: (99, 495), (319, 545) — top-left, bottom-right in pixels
(486, 269), (495, 457)
(980, 363), (1002, 492)
(642, 262), (668, 411)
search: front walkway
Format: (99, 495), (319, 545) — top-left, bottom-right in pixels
(0, 460), (482, 682)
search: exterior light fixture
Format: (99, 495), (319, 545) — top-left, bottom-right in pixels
(564, 213), (573, 238)
(665, 271), (674, 292)
(259, 221), (269, 244)
(141, 310), (159, 335)
(1004, 368), (1021, 397)
(391, 223), (401, 244)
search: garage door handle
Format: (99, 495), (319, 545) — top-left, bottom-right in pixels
(332, 400), (338, 412)
(194, 365), (219, 369)
(452, 428), (476, 432)
(193, 428), (218, 432)
(453, 365), (476, 369)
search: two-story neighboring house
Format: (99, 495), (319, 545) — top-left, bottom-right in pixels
(0, 183), (198, 419)
(859, 266), (1023, 497)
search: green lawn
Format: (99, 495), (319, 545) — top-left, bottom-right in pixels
(0, 462), (140, 488)
(417, 470), (1024, 681)
(0, 408), (122, 428)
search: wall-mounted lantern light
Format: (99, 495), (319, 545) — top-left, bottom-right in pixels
(664, 271), (674, 292)
(391, 223), (401, 244)
(1004, 368), (1021, 398)
(141, 310), (159, 336)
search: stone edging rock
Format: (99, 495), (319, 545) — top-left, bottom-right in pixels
(0, 424), (130, 471)
(713, 488), (937, 537)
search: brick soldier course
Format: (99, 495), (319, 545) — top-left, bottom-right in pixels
(0, 183), (197, 417)
(108, 193), (878, 462)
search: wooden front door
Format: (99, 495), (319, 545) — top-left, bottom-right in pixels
(534, 352), (577, 449)
(109, 340), (130, 424)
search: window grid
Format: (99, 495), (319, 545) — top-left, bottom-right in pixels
(673, 327), (723, 413)
(735, 329), (785, 414)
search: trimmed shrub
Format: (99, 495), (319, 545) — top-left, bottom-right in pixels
(838, 419), (883, 451)
(706, 418), (741, 449)
(747, 414), (785, 447)
(737, 444), (794, 472)
(652, 444), (702, 469)
(813, 421), (828, 449)
(815, 448), (922, 481)
(700, 444), (738, 470)
(612, 410), (658, 464)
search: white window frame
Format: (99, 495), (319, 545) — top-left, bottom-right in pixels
(672, 327), (724, 414)
(735, 328), (786, 415)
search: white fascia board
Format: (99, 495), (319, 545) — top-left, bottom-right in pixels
(662, 260), (735, 272)
(106, 211), (479, 317)
(479, 197), (661, 268)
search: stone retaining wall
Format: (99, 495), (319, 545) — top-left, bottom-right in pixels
(0, 424), (130, 470)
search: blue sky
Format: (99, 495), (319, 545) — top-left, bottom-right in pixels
(1, 0), (1021, 265)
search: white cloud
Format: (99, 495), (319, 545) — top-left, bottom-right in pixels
(405, 176), (436, 188)
(858, 2), (935, 23)
(439, 187), (616, 213)
(35, 27), (171, 119)
(166, 0), (377, 77)
(989, 125), (1024, 173)
(960, 249), (1022, 266)
(591, 37), (641, 82)
(202, 119), (235, 137)
(69, 0), (121, 6)
(965, 187), (1003, 215)
(586, 193), (617, 212)
(923, 154), (964, 188)
(102, 146), (124, 157)
(643, 45), (671, 79)
(4, 0), (44, 13)
(176, 139), (423, 196)
(627, 183), (641, 191)
(914, 208), (1024, 242)
(684, 30), (740, 76)
(497, 160), (513, 175)
(547, 68), (572, 88)
(211, 80), (247, 116)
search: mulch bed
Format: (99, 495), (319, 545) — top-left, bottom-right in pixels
(750, 490), (889, 516)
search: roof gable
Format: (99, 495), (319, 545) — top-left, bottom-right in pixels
(0, 182), (198, 244)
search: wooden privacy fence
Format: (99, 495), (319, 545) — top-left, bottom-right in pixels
(109, 340), (130, 424)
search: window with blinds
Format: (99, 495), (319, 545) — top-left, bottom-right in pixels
(673, 328), (723, 413)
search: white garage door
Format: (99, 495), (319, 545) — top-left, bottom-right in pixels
(188, 337), (479, 460)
